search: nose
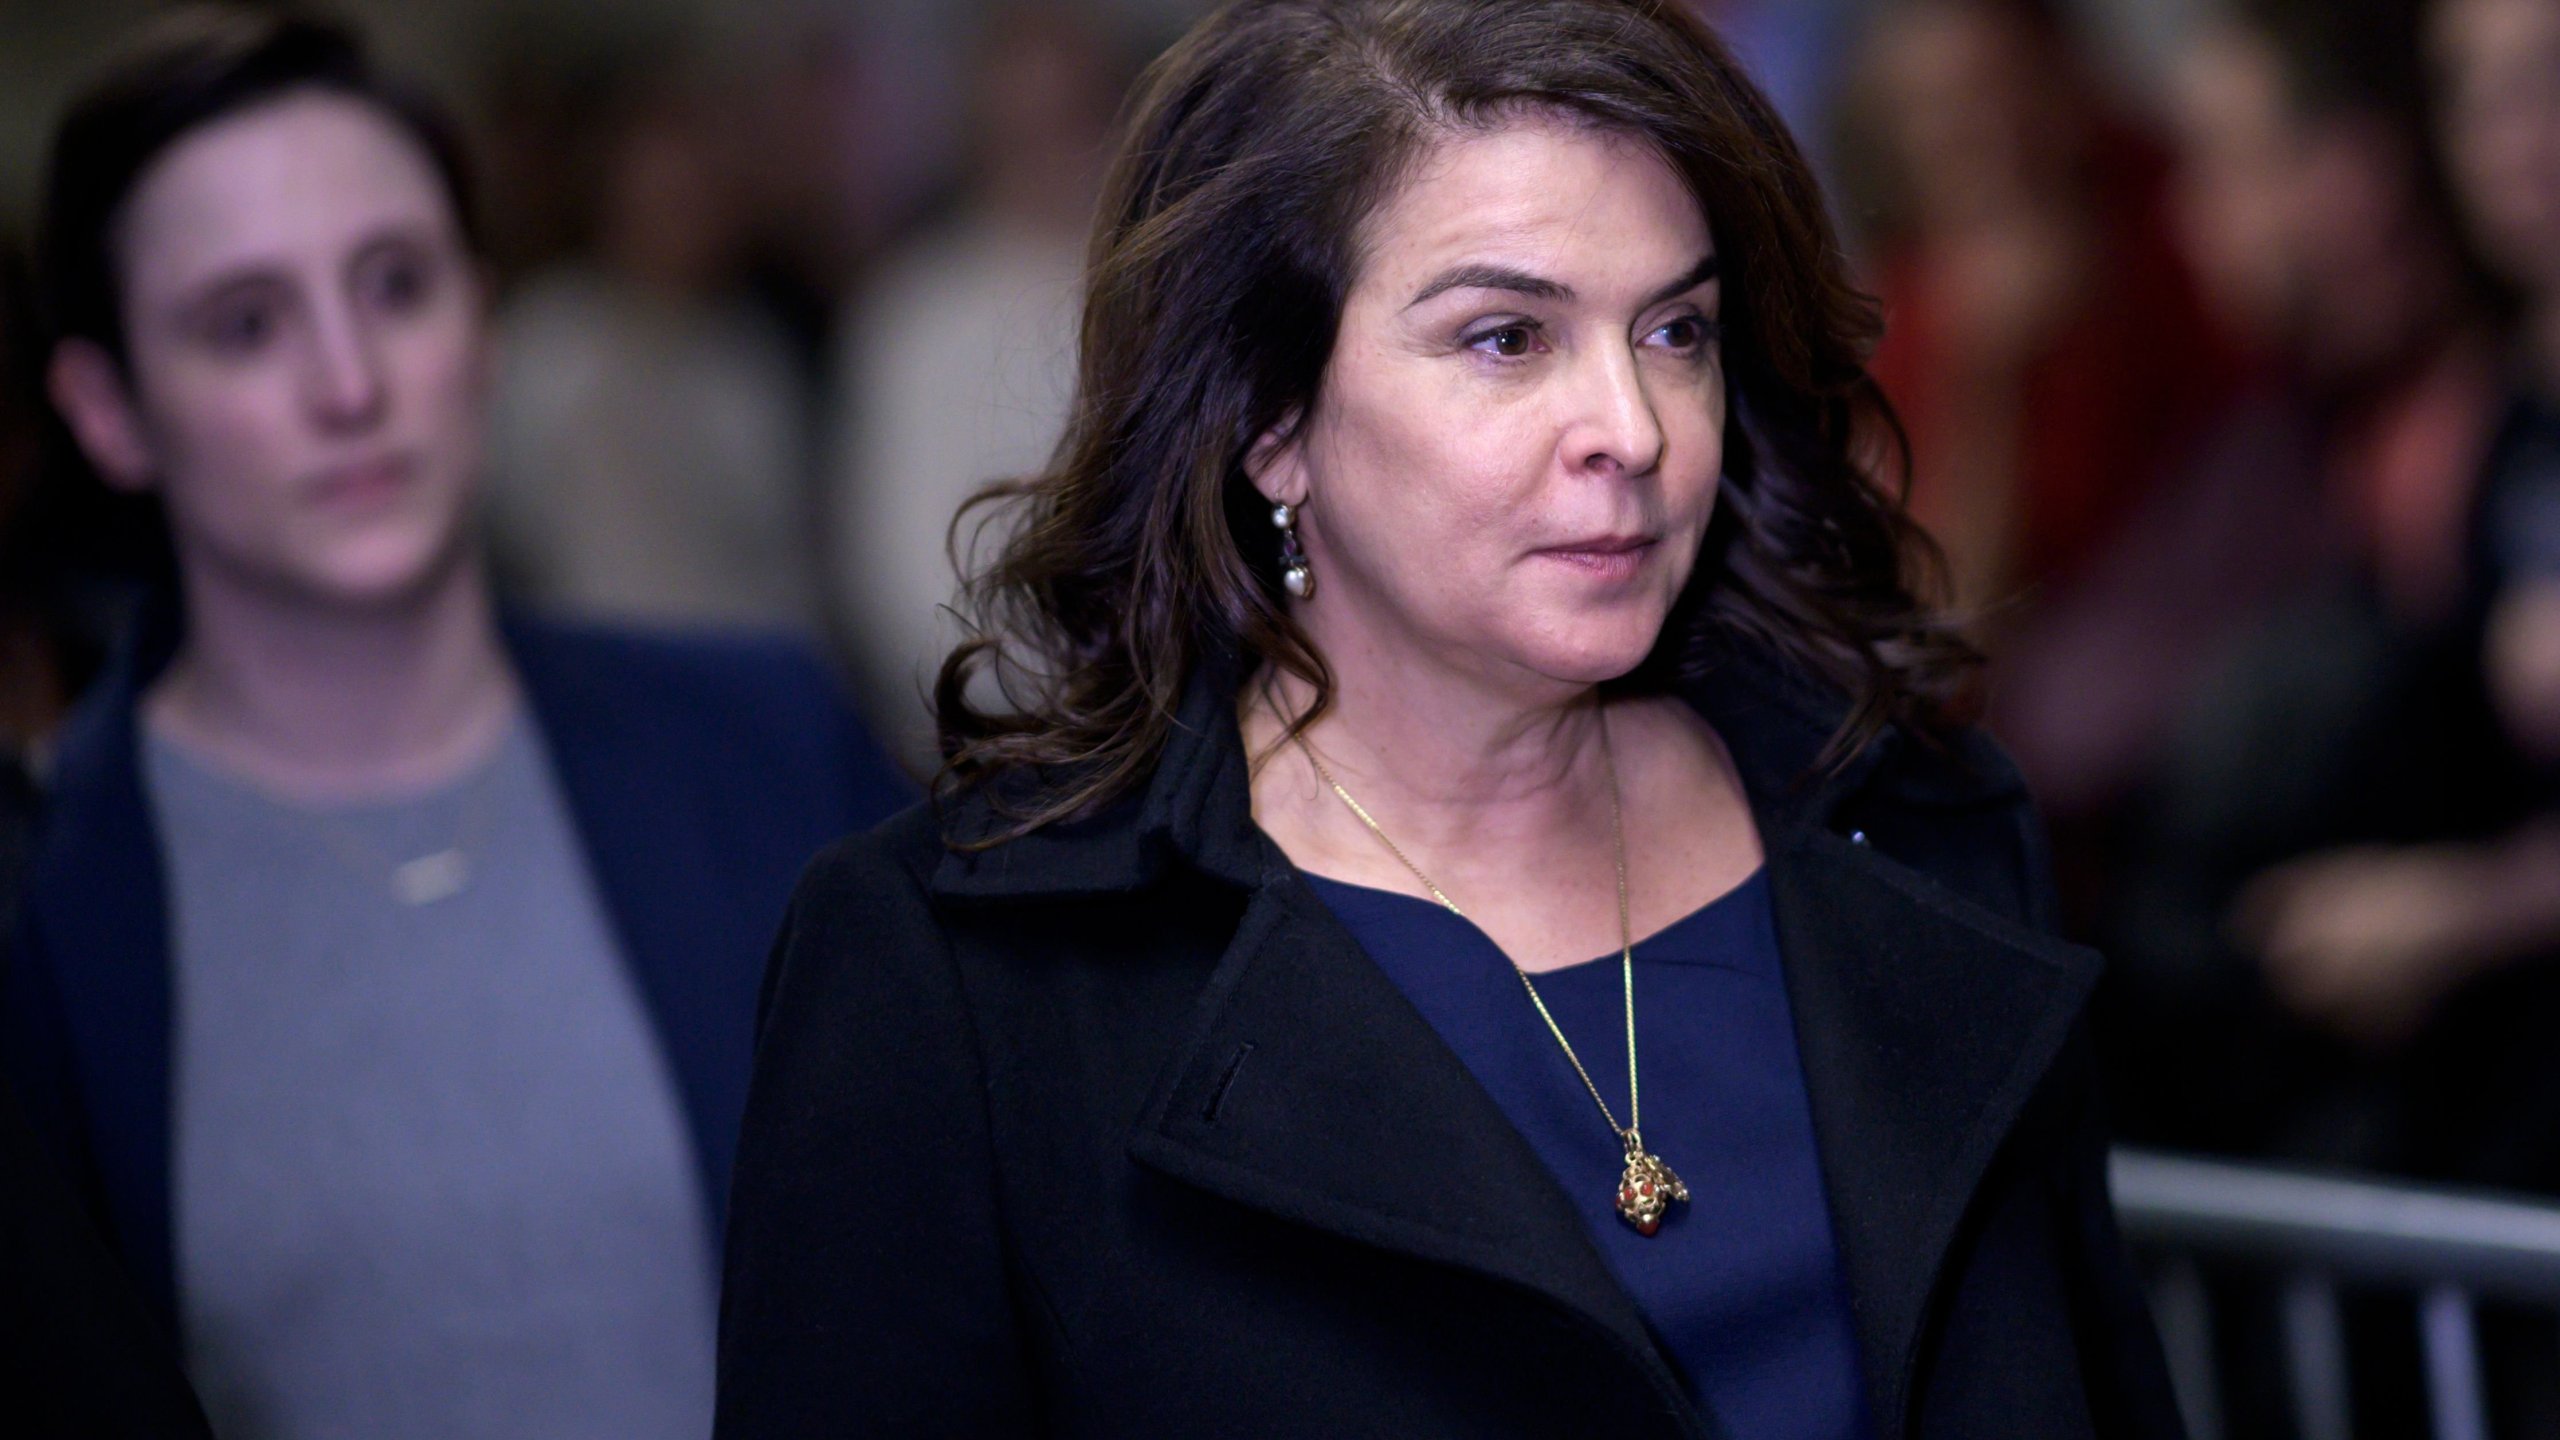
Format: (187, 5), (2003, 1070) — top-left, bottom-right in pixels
(301, 298), (387, 432)
(1567, 341), (1665, 478)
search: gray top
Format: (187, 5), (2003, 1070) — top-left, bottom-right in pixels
(145, 714), (716, 1440)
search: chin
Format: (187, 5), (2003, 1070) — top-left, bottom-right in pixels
(298, 520), (471, 610)
(1511, 621), (1670, 689)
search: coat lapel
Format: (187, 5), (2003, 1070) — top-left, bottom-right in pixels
(941, 672), (1709, 1432)
(1692, 649), (2104, 1437)
(17, 669), (181, 1320)
(1765, 821), (2100, 1440)
(1126, 866), (1719, 1440)
(11, 603), (183, 1321)
(507, 621), (760, 1239)
(941, 646), (2096, 1440)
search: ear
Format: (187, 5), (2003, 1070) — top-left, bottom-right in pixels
(47, 339), (158, 492)
(1243, 405), (1308, 507)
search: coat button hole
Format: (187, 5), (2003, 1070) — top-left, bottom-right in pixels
(1202, 1042), (1256, 1123)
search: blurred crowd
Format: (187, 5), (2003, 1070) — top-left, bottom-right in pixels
(1834, 0), (2560, 1198)
(1838, 0), (2560, 1426)
(10, 0), (2560, 1186)
(11, 0), (2560, 1429)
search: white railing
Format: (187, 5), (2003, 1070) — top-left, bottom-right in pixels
(2110, 1148), (2560, 1440)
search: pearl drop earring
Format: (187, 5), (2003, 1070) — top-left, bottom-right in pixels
(1272, 502), (1315, 600)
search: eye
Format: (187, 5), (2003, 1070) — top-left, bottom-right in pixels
(1647, 313), (1720, 353)
(1466, 322), (1544, 359)
(201, 298), (282, 355)
(358, 246), (440, 314)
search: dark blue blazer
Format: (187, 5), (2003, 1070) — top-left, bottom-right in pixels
(3, 606), (913, 1325)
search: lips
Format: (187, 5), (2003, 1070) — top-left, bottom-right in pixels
(306, 454), (415, 510)
(1545, 534), (1654, 555)
(1536, 534), (1659, 577)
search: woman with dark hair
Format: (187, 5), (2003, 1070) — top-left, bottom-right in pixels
(5, 10), (909, 1439)
(717, 1), (2180, 1436)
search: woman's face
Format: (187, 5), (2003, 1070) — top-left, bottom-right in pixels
(1255, 115), (1724, 697)
(56, 91), (487, 609)
(2432, 0), (2560, 300)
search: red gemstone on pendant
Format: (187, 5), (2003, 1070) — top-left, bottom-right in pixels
(1640, 1182), (1655, 1197)
(1635, 1216), (1661, 1236)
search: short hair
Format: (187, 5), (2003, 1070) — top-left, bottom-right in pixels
(37, 6), (479, 366)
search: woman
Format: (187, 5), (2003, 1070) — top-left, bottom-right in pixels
(6, 12), (909, 1439)
(1840, 0), (2235, 624)
(717, 2), (2181, 1437)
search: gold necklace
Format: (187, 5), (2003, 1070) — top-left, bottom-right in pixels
(1292, 713), (1690, 1236)
(301, 745), (501, 906)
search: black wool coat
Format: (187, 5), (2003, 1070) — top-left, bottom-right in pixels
(715, 648), (2187, 1440)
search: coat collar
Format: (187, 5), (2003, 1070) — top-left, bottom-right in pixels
(930, 651), (1268, 900)
(1762, 825), (2098, 1437)
(931, 646), (2089, 1438)
(14, 601), (178, 1314)
(1127, 869), (1719, 1437)
(925, 639), (2028, 903)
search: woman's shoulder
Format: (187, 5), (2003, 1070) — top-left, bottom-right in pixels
(789, 803), (947, 920)
(1879, 717), (2035, 811)
(1680, 643), (2034, 820)
(505, 614), (840, 711)
(1849, 718), (2058, 935)
(755, 805), (973, 1047)
(506, 613), (916, 823)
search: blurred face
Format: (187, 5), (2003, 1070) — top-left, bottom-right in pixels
(2172, 30), (2304, 343)
(1864, 3), (2076, 228)
(2172, 27), (2435, 377)
(1253, 115), (1725, 696)
(2432, 0), (2560, 299)
(56, 91), (487, 610)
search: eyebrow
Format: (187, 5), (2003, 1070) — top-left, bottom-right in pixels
(1403, 252), (1720, 311)
(166, 222), (451, 316)
(173, 267), (289, 321)
(1406, 263), (1572, 308)
(1645, 253), (1722, 307)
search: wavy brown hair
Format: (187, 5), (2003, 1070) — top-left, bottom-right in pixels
(937, 0), (1974, 839)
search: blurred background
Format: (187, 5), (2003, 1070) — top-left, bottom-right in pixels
(0, 0), (2222, 758)
(12, 0), (2560, 1433)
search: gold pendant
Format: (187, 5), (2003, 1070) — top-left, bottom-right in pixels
(1614, 1131), (1688, 1236)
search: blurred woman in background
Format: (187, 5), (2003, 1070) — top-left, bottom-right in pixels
(716, 1), (2180, 1436)
(1839, 0), (2235, 626)
(484, 58), (827, 638)
(5, 12), (908, 1438)
(2066, 0), (2513, 1162)
(826, 2), (1123, 766)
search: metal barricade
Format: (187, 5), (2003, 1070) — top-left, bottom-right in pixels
(2110, 1148), (2560, 1440)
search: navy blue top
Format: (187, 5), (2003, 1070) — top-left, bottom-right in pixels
(1303, 868), (1872, 1440)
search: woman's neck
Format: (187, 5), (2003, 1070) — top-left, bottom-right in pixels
(1244, 651), (1616, 878)
(1244, 645), (1760, 974)
(147, 553), (518, 805)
